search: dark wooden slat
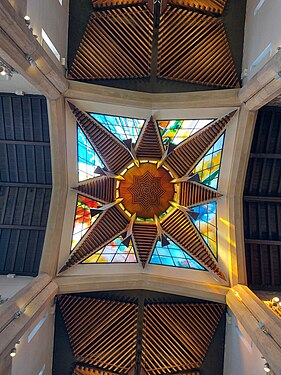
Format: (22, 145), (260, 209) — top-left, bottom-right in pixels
(135, 117), (164, 160)
(76, 176), (115, 203)
(164, 112), (235, 177)
(132, 223), (157, 266)
(180, 182), (221, 207)
(157, 5), (239, 88)
(69, 5), (153, 80)
(69, 102), (133, 175)
(60, 206), (129, 271)
(161, 210), (226, 280)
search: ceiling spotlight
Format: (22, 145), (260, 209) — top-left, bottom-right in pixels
(264, 363), (270, 372)
(25, 55), (36, 67)
(272, 297), (280, 304)
(10, 348), (16, 357)
(24, 15), (30, 25)
(0, 66), (7, 76)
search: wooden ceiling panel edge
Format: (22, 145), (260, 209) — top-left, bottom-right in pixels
(55, 273), (229, 302)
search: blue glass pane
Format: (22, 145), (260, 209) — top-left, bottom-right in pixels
(150, 238), (205, 270)
(82, 236), (137, 264)
(77, 126), (104, 182)
(192, 133), (224, 190)
(158, 119), (214, 147)
(90, 113), (145, 143)
(191, 201), (217, 257)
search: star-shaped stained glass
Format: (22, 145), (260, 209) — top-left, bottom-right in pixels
(61, 103), (236, 281)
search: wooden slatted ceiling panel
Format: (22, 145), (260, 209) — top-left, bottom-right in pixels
(69, 5), (153, 80)
(77, 177), (115, 203)
(180, 182), (221, 207)
(135, 118), (164, 160)
(69, 102), (133, 175)
(59, 296), (138, 373)
(132, 223), (157, 266)
(92, 0), (144, 8)
(169, 0), (227, 14)
(142, 303), (225, 374)
(60, 206), (129, 272)
(74, 366), (118, 375)
(243, 107), (281, 290)
(161, 210), (226, 280)
(157, 6), (239, 88)
(165, 112), (235, 177)
(0, 94), (52, 276)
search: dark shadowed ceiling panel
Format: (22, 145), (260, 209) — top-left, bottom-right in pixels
(0, 93), (52, 276)
(68, 4), (153, 80)
(243, 106), (281, 290)
(157, 6), (239, 88)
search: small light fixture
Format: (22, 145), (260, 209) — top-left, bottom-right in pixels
(264, 362), (271, 372)
(272, 296), (279, 304)
(10, 348), (16, 357)
(14, 307), (26, 319)
(25, 55), (36, 67)
(0, 66), (6, 76)
(24, 15), (30, 26)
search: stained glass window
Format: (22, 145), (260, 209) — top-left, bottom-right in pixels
(77, 126), (104, 181)
(82, 236), (137, 263)
(149, 238), (205, 270)
(192, 133), (224, 189)
(90, 113), (145, 143)
(191, 201), (217, 258)
(71, 194), (102, 251)
(157, 119), (214, 147)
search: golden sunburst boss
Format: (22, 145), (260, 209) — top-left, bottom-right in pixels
(63, 102), (235, 280)
(117, 163), (175, 219)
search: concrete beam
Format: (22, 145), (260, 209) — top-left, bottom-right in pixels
(239, 49), (281, 110)
(227, 285), (281, 375)
(66, 81), (241, 109)
(55, 273), (229, 303)
(0, 0), (68, 99)
(0, 274), (58, 362)
(227, 105), (257, 286)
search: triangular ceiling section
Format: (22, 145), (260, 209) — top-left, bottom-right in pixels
(190, 201), (218, 258)
(192, 133), (225, 190)
(164, 111), (235, 177)
(90, 113), (145, 143)
(179, 181), (221, 207)
(77, 125), (105, 182)
(135, 117), (164, 160)
(69, 102), (133, 175)
(132, 222), (158, 267)
(76, 176), (116, 203)
(71, 194), (102, 251)
(161, 209), (225, 280)
(82, 235), (137, 263)
(150, 236), (205, 270)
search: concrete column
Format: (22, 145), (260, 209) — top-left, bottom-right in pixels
(39, 96), (68, 277)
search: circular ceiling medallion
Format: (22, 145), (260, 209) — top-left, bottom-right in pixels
(118, 162), (175, 219)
